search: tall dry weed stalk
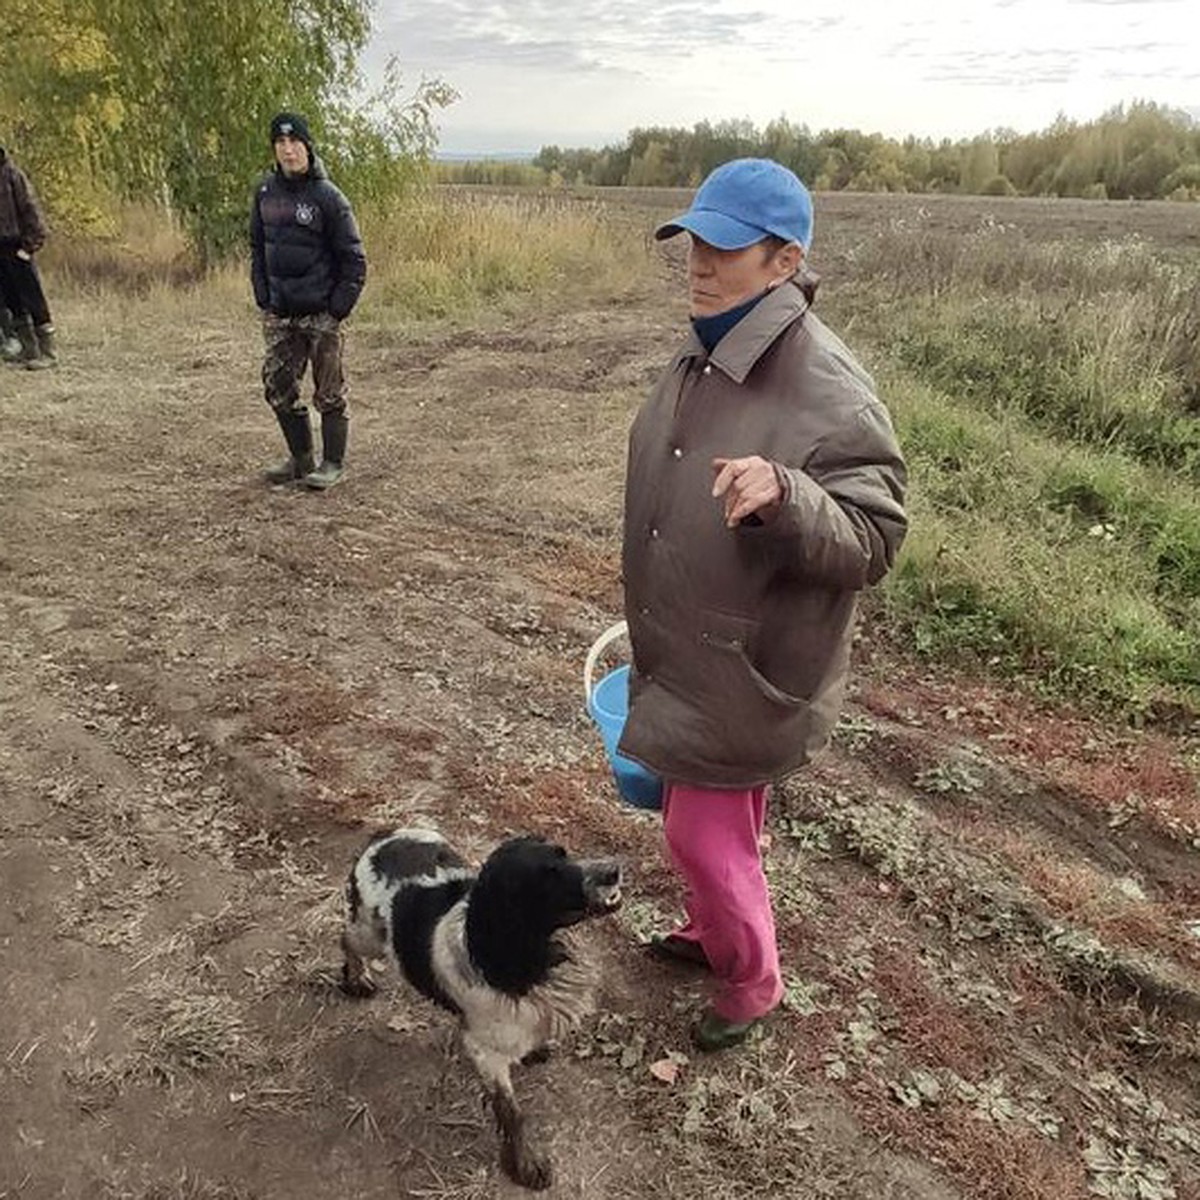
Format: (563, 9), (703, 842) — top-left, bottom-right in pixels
(42, 191), (653, 319)
(359, 189), (651, 316)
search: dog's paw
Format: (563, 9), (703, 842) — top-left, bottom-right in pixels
(340, 965), (377, 998)
(504, 1147), (553, 1191)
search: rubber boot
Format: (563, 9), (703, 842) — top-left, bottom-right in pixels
(7, 315), (37, 366)
(303, 411), (348, 490)
(0, 307), (20, 362)
(25, 323), (57, 370)
(264, 408), (315, 483)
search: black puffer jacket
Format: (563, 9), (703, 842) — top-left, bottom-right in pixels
(250, 156), (366, 319)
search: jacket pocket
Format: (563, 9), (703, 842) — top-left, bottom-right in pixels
(698, 609), (810, 710)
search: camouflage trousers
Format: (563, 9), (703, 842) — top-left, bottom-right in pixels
(261, 311), (347, 415)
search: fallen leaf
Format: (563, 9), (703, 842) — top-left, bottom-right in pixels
(649, 1058), (680, 1084)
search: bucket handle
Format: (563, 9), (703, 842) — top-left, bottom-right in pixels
(584, 620), (628, 704)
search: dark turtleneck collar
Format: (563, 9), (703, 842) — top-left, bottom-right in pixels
(690, 289), (769, 353)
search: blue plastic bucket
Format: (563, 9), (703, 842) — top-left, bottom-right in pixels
(585, 623), (663, 811)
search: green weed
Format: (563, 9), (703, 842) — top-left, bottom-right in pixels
(876, 366), (1200, 717)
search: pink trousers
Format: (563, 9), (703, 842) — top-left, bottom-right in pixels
(662, 782), (784, 1023)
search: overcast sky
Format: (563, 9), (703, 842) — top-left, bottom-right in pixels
(363, 0), (1199, 156)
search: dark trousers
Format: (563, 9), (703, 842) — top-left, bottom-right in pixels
(261, 311), (346, 415)
(0, 251), (52, 326)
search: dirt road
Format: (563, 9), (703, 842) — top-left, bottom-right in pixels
(2, 218), (1198, 1198)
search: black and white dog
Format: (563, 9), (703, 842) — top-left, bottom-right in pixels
(341, 828), (623, 1190)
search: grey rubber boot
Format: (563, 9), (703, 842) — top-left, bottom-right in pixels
(25, 323), (57, 370)
(0, 307), (21, 361)
(264, 408), (315, 483)
(7, 315), (37, 365)
(303, 411), (348, 490)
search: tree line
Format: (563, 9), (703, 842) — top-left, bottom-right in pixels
(3, 0), (454, 261)
(7, 3), (1198, 267)
(526, 103), (1200, 201)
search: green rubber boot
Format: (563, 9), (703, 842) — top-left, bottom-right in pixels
(264, 408), (315, 484)
(25, 323), (57, 370)
(692, 1009), (766, 1053)
(303, 410), (348, 490)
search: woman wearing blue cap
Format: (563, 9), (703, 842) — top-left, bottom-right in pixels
(620, 159), (907, 1050)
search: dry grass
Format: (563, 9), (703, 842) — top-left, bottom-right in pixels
(644, 1044), (886, 1199)
(987, 832), (1200, 969)
(1057, 751), (1200, 850)
(60, 963), (331, 1121)
(873, 1102), (1090, 1200)
(249, 664), (364, 739)
(41, 187), (656, 333)
(354, 188), (654, 319)
(40, 204), (202, 295)
(869, 946), (1002, 1078)
(98, 1166), (259, 1200)
(129, 975), (263, 1083)
(858, 673), (1200, 852)
(42, 772), (183, 947)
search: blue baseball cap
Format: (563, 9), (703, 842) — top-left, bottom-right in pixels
(655, 158), (813, 250)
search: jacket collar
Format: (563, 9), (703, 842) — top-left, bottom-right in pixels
(274, 154), (328, 185)
(677, 274), (814, 384)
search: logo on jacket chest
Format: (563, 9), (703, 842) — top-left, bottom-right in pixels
(294, 203), (316, 226)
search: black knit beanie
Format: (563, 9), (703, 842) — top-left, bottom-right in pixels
(269, 112), (313, 153)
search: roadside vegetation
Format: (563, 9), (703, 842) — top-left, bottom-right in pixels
(821, 214), (1200, 720)
(40, 187), (654, 319)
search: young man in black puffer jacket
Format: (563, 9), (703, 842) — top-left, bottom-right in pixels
(250, 112), (367, 490)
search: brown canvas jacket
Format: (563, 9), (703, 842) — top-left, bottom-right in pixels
(619, 275), (907, 787)
(0, 150), (47, 253)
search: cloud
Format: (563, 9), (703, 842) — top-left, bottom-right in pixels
(917, 57), (1077, 87)
(366, 0), (1199, 152)
(898, 34), (1192, 89)
(371, 0), (783, 76)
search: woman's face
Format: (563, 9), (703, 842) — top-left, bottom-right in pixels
(686, 235), (800, 317)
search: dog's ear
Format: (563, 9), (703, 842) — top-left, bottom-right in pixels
(467, 840), (584, 991)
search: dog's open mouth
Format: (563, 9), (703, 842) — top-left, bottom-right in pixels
(582, 859), (624, 913)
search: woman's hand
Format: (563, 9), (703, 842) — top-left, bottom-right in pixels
(711, 456), (782, 528)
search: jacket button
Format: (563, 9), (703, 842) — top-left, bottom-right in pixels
(650, 527), (660, 539)
(640, 606), (650, 616)
(672, 447), (683, 459)
(703, 364), (712, 375)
